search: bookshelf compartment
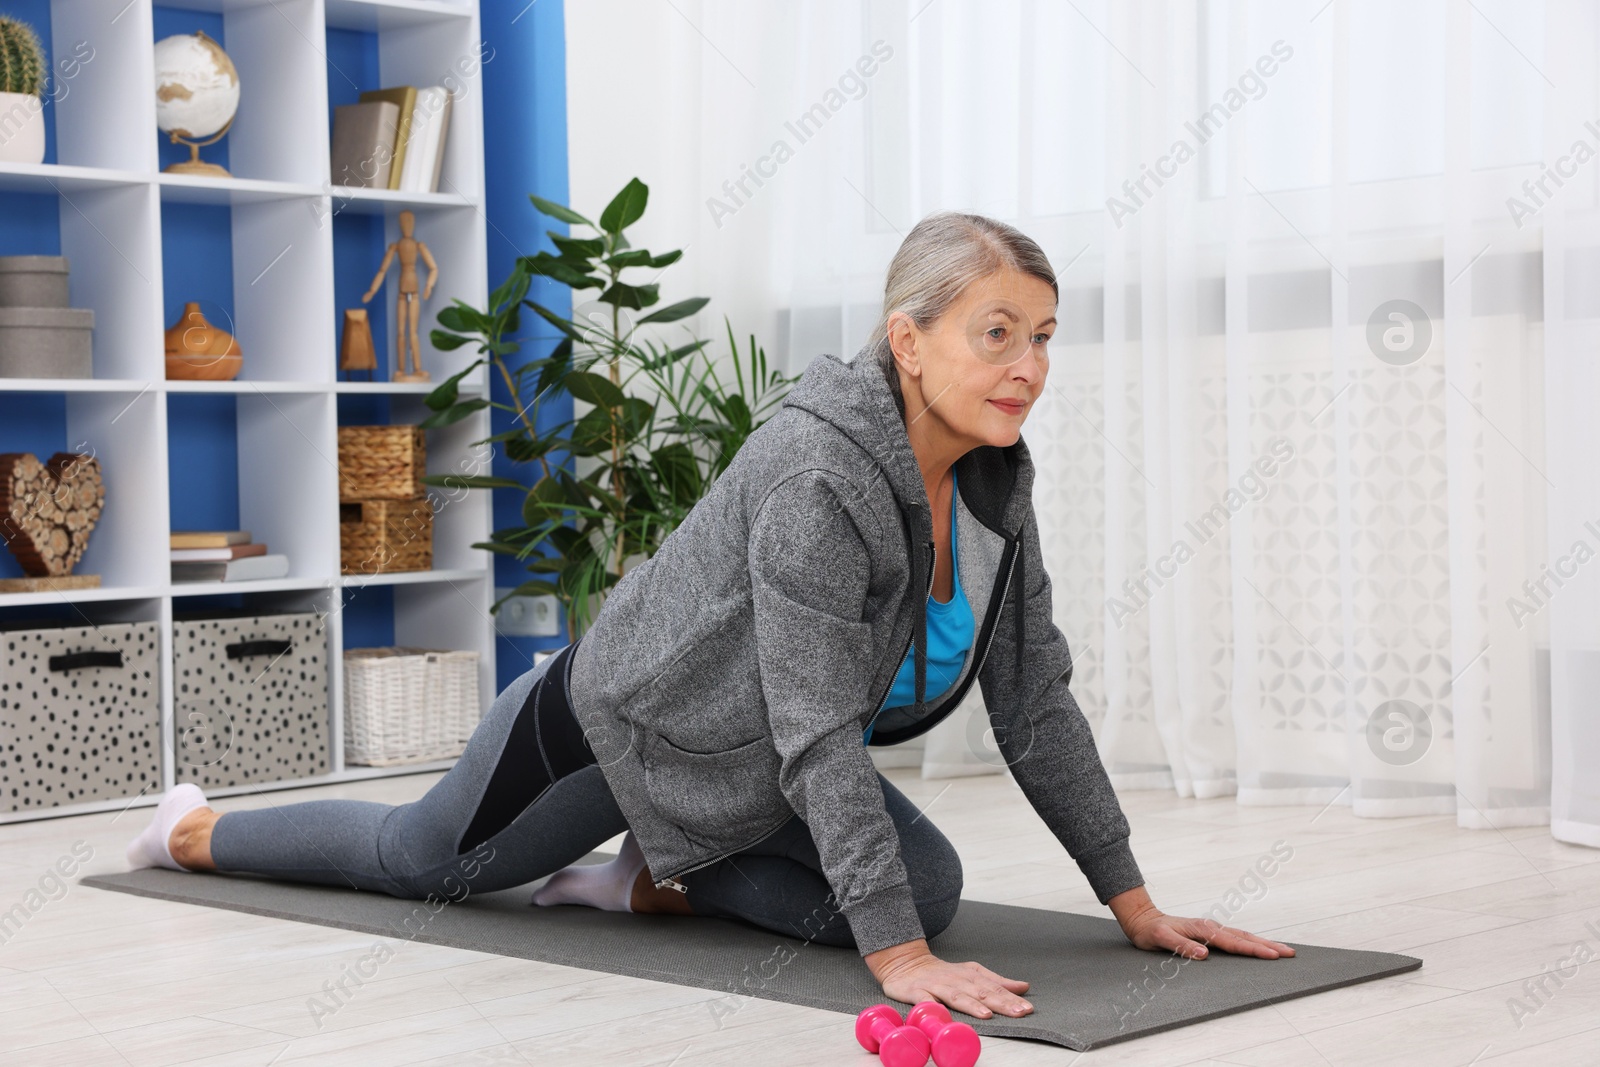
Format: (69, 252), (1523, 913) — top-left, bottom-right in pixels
(3, 0), (157, 172)
(391, 577), (491, 714)
(151, 0), (327, 185)
(335, 392), (491, 574)
(323, 3), (482, 198)
(167, 390), (338, 584)
(0, 617), (163, 813)
(170, 605), (332, 788)
(159, 196), (334, 382)
(0, 387), (167, 592)
(330, 202), (479, 386)
(0, 180), (163, 381)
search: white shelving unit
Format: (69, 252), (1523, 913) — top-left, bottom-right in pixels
(0, 0), (494, 823)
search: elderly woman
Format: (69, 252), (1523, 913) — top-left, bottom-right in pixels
(127, 211), (1292, 1020)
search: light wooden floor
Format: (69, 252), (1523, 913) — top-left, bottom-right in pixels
(2, 767), (1597, 1066)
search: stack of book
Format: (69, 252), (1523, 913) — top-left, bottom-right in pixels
(330, 85), (455, 193)
(170, 531), (289, 583)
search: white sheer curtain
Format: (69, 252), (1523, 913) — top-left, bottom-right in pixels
(565, 0), (1599, 846)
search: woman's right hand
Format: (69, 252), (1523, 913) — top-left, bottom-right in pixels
(864, 938), (1033, 1019)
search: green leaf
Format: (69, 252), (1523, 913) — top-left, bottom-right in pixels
(423, 360), (486, 411)
(436, 303), (483, 333)
(574, 477), (624, 514)
(531, 340), (577, 399)
(651, 442), (703, 498)
(604, 248), (654, 268)
(525, 300), (582, 341)
(488, 263), (532, 313)
(474, 426), (538, 446)
(721, 393), (751, 427)
(551, 233), (605, 261)
(569, 407), (619, 456)
(546, 524), (591, 558)
(503, 435), (542, 462)
(522, 476), (571, 525)
(599, 281), (659, 310)
(520, 251), (605, 290)
(419, 473), (525, 490)
(429, 329), (473, 351)
(529, 194), (593, 228)
(564, 370), (627, 407)
(469, 540), (527, 558)
(638, 338), (708, 371)
(418, 397), (490, 429)
(598, 178), (648, 235)
(648, 249), (684, 268)
(637, 297), (710, 324)
(617, 396), (654, 437)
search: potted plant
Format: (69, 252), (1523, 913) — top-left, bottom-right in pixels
(419, 177), (798, 641)
(0, 16), (48, 165)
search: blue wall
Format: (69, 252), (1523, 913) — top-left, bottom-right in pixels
(482, 0), (573, 689)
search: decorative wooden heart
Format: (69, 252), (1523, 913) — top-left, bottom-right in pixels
(0, 452), (105, 577)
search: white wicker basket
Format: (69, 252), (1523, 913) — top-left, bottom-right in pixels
(343, 647), (482, 766)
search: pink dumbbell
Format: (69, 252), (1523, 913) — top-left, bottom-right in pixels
(906, 1001), (983, 1067)
(855, 1004), (932, 1067)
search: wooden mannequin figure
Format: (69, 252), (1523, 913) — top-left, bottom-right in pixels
(361, 209), (438, 382)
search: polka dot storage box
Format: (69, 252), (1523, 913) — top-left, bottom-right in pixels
(171, 610), (330, 789)
(0, 619), (161, 813)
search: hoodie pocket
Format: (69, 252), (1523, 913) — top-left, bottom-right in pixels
(642, 732), (784, 840)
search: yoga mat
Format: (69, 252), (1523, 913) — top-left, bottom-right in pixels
(83, 854), (1420, 1052)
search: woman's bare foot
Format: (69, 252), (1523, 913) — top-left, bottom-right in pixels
(629, 866), (693, 915)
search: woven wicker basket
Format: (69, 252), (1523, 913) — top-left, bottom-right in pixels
(338, 425), (425, 501)
(344, 647), (482, 766)
(340, 498), (433, 574)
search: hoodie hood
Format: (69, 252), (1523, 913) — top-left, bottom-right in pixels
(778, 342), (1035, 722)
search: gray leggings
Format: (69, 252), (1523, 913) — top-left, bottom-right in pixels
(208, 644), (963, 950)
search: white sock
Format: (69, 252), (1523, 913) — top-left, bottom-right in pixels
(125, 783), (210, 871)
(531, 830), (649, 913)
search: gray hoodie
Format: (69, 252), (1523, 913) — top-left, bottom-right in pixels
(567, 343), (1144, 956)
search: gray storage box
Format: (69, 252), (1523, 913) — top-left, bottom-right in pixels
(0, 620), (161, 813)
(0, 255), (70, 308)
(0, 306), (95, 378)
(173, 611), (331, 788)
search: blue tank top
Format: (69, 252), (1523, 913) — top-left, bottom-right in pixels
(864, 469), (976, 744)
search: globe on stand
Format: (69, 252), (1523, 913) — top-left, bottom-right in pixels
(154, 30), (240, 178)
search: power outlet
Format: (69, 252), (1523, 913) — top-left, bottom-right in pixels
(495, 589), (560, 637)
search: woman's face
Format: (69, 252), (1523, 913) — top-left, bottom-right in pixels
(889, 267), (1056, 450)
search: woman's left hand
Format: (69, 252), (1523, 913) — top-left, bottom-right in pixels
(1108, 886), (1295, 960)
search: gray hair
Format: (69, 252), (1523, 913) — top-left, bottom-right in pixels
(866, 211), (1059, 419)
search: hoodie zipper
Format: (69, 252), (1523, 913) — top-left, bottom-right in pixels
(866, 533), (1019, 746)
(862, 538), (937, 741)
(653, 813), (791, 891)
(944, 538), (1019, 717)
(654, 539), (938, 893)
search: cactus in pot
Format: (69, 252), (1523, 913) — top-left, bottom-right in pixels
(0, 16), (48, 165)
